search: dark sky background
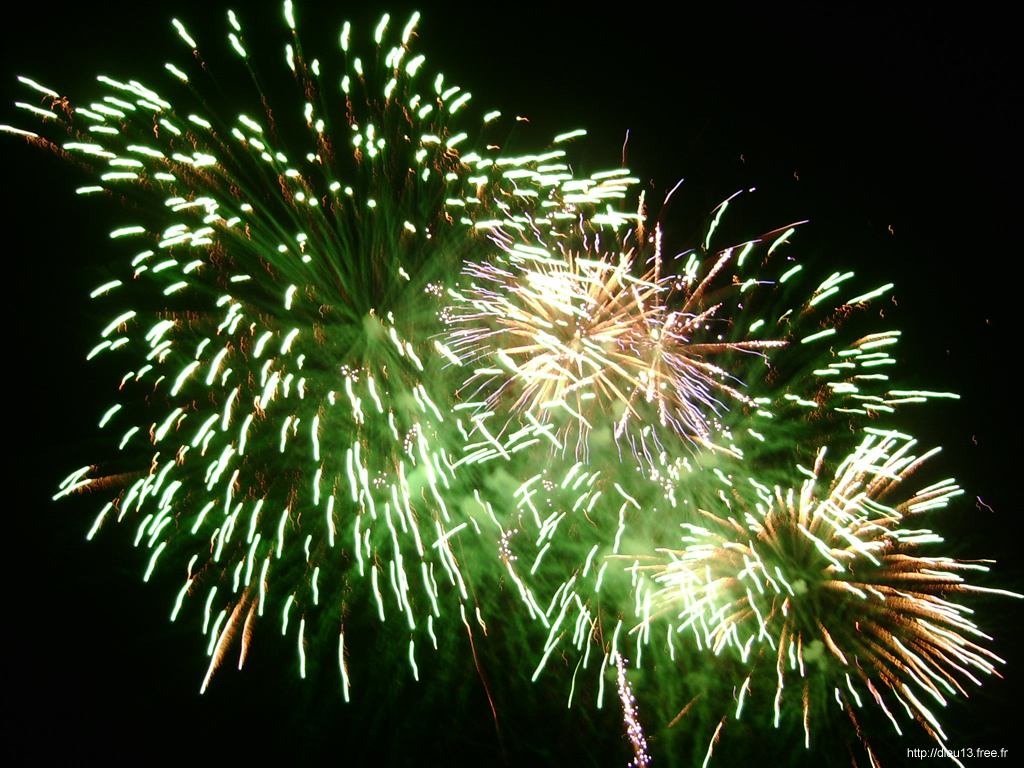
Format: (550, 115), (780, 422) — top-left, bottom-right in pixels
(4, 2), (1020, 766)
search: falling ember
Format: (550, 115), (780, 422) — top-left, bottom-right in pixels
(615, 653), (652, 767)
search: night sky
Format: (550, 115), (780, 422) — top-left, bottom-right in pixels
(5, 2), (1020, 765)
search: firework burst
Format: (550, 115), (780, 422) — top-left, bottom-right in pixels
(15, 6), (563, 693)
(445, 191), (798, 459)
(641, 432), (1020, 763)
(444, 179), (941, 477)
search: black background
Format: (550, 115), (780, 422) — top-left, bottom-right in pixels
(4, 2), (1020, 765)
